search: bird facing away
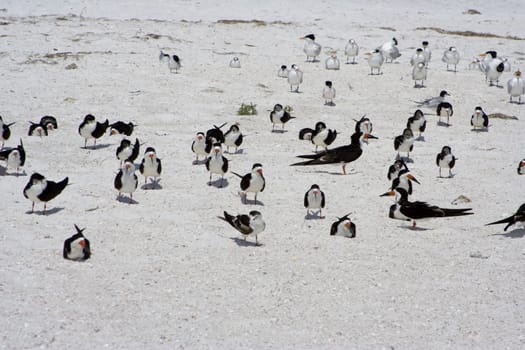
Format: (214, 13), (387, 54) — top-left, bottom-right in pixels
(23, 173), (68, 214)
(287, 64), (303, 92)
(270, 104), (296, 132)
(323, 81), (336, 106)
(407, 109), (426, 139)
(78, 114), (109, 148)
(63, 225), (91, 261)
(0, 116), (15, 148)
(301, 34), (322, 62)
(518, 159), (525, 175)
(486, 203), (525, 231)
(0, 138), (25, 175)
(325, 55), (340, 70)
(366, 49), (384, 75)
(378, 37), (401, 63)
(219, 210), (266, 245)
(159, 51), (181, 73)
(110, 121), (135, 136)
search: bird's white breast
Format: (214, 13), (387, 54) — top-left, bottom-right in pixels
(439, 154), (453, 168)
(245, 173), (264, 193)
(224, 131), (240, 147)
(25, 180), (47, 202)
(80, 121), (96, 138)
(306, 191), (323, 209)
(142, 157), (160, 177)
(208, 154), (225, 174)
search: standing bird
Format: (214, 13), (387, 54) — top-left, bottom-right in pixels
(325, 54), (340, 70)
(0, 116), (15, 148)
(394, 128), (415, 160)
(139, 147), (162, 189)
(304, 184), (326, 217)
(415, 90), (450, 108)
(291, 131), (367, 175)
(0, 138), (25, 175)
(301, 34), (322, 62)
(232, 163), (265, 204)
(422, 41), (431, 65)
(270, 104), (295, 132)
(436, 146), (456, 177)
(224, 123), (243, 153)
(229, 57), (241, 68)
(507, 70), (525, 104)
(219, 210), (266, 245)
(299, 121), (337, 152)
(366, 49), (384, 75)
(116, 138), (140, 165)
(344, 39), (359, 64)
(78, 114), (109, 148)
(28, 121), (48, 137)
(412, 62), (427, 88)
(23, 173), (68, 214)
(39, 116), (58, 130)
(191, 132), (207, 163)
(323, 81), (336, 106)
(159, 51), (181, 73)
(442, 47), (460, 72)
(205, 123), (226, 150)
(436, 101), (454, 126)
(114, 161), (138, 202)
(277, 65), (289, 78)
(378, 37), (401, 63)
(381, 188), (473, 229)
(471, 106), (489, 130)
(63, 225), (91, 261)
(205, 143), (228, 187)
(486, 203), (525, 231)
(330, 213), (356, 238)
(407, 109), (426, 140)
(110, 121), (135, 136)
(387, 159), (409, 180)
(410, 48), (426, 66)
(287, 64), (303, 92)
(518, 159), (525, 175)
(481, 51), (504, 86)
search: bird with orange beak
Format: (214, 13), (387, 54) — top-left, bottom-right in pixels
(63, 225), (91, 261)
(114, 161), (138, 202)
(139, 147), (162, 189)
(304, 184), (326, 218)
(330, 213), (356, 238)
(232, 163), (265, 204)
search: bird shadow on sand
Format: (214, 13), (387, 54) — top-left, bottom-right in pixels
(324, 102), (336, 107)
(83, 143), (111, 150)
(398, 225), (432, 231)
(488, 84), (504, 89)
(240, 197), (264, 206)
(230, 237), (263, 247)
(437, 121), (451, 127)
(26, 207), (65, 216)
(305, 211), (325, 220)
(225, 148), (244, 155)
(415, 136), (425, 142)
(271, 129), (289, 134)
(116, 195), (139, 204)
(192, 159), (207, 165)
(396, 156), (414, 163)
(0, 167), (27, 177)
(471, 128), (489, 133)
(141, 181), (163, 190)
(491, 228), (525, 238)
(208, 178), (229, 189)
(437, 173), (455, 179)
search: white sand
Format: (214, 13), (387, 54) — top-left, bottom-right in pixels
(1, 1), (524, 348)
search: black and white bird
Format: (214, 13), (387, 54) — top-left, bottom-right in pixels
(301, 34), (322, 62)
(323, 81), (336, 105)
(299, 121), (338, 152)
(436, 101), (454, 126)
(205, 142), (228, 187)
(232, 163), (265, 204)
(407, 109), (426, 140)
(378, 37), (401, 63)
(436, 146), (456, 177)
(23, 173), (68, 214)
(277, 65), (289, 78)
(78, 114), (109, 148)
(487, 203), (525, 231)
(471, 106), (489, 130)
(410, 48), (426, 66)
(354, 115), (375, 141)
(390, 168), (420, 196)
(224, 123), (243, 153)
(366, 49), (384, 75)
(387, 159), (409, 180)
(110, 121), (135, 136)
(442, 46), (460, 72)
(344, 39), (359, 64)
(159, 51), (181, 73)
(139, 147), (162, 189)
(205, 123), (226, 148)
(191, 132), (207, 163)
(39, 116), (58, 130)
(422, 41), (431, 65)
(304, 184), (326, 217)
(270, 104), (295, 132)
(480, 51), (504, 86)
(28, 121), (48, 137)
(114, 161), (138, 202)
(518, 159), (525, 175)
(330, 213), (356, 238)
(325, 55), (340, 70)
(0, 116), (15, 148)
(381, 188), (473, 229)
(116, 138), (140, 165)
(507, 69), (525, 104)
(63, 225), (91, 261)
(415, 90), (450, 108)
(229, 57), (241, 68)
(219, 210), (266, 245)
(412, 62), (427, 88)
(287, 64), (303, 92)
(394, 128), (415, 160)
(0, 138), (25, 175)
(291, 131), (367, 175)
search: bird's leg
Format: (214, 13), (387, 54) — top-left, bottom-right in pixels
(31, 202), (34, 213)
(315, 145), (318, 153)
(208, 173), (212, 185)
(272, 124), (275, 132)
(342, 164), (347, 175)
(290, 85), (293, 92)
(84, 139), (87, 148)
(130, 193), (133, 204)
(412, 221), (417, 229)
(220, 176), (224, 188)
(43, 203), (47, 214)
(254, 193), (258, 204)
(447, 115), (450, 126)
(449, 169), (452, 178)
(353, 57), (356, 64)
(439, 167), (442, 178)
(256, 235), (258, 245)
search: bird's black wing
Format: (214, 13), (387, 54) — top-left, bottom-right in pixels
(482, 114), (489, 127)
(114, 170), (123, 190)
(330, 220), (340, 236)
(240, 173), (252, 191)
(128, 139), (140, 162)
(394, 135), (403, 150)
(320, 191), (326, 208)
(156, 159), (162, 175)
(39, 177), (68, 202)
(324, 130), (337, 146)
(304, 191), (309, 208)
(436, 153), (442, 167)
(205, 157), (211, 171)
(139, 158), (145, 174)
(420, 119), (426, 132)
(221, 157), (229, 173)
(92, 119), (109, 138)
(235, 134), (243, 147)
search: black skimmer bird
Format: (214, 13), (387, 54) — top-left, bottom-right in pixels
(301, 34), (321, 62)
(304, 184), (326, 217)
(325, 55), (340, 70)
(28, 121), (48, 137)
(23, 173), (68, 214)
(345, 39), (359, 64)
(518, 159), (525, 175)
(205, 123), (226, 152)
(378, 37), (401, 63)
(139, 147), (162, 189)
(394, 128), (415, 160)
(0, 116), (15, 148)
(63, 225), (91, 261)
(387, 159), (409, 180)
(422, 41), (431, 65)
(507, 70), (525, 103)
(205, 142), (228, 187)
(287, 64), (303, 92)
(232, 163), (265, 204)
(442, 47), (460, 72)
(471, 106), (489, 130)
(412, 62), (427, 88)
(78, 114), (109, 148)
(486, 203), (525, 231)
(114, 161), (138, 202)
(116, 138), (140, 165)
(229, 57), (241, 68)
(330, 213), (356, 238)
(415, 90), (450, 108)
(354, 115), (376, 141)
(270, 104), (295, 132)
(219, 210), (266, 245)
(436, 146), (456, 177)
(410, 48), (426, 66)
(277, 65), (289, 78)
(299, 122), (337, 152)
(381, 188), (473, 229)
(480, 51), (504, 86)
(0, 138), (25, 175)
(159, 51), (181, 73)
(390, 168), (420, 196)
(192, 132), (207, 163)
(436, 102), (453, 126)
(291, 131), (367, 175)
(224, 123), (243, 153)
(110, 121), (135, 136)
(323, 81), (336, 105)
(407, 109), (426, 140)
(366, 49), (384, 75)
(39, 116), (58, 130)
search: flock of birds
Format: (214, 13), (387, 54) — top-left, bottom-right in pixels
(1, 32), (524, 261)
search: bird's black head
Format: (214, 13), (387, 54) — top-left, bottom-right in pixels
(474, 106), (483, 112)
(145, 147), (156, 154)
(402, 128), (414, 138)
(252, 163), (263, 170)
(325, 81), (332, 88)
(422, 41), (429, 46)
(229, 124), (240, 132)
(394, 159), (407, 171)
(84, 114), (95, 122)
(281, 65), (287, 70)
(413, 109), (424, 118)
(30, 172), (45, 183)
(315, 121), (326, 131)
(441, 145), (452, 155)
(310, 184), (320, 190)
(120, 139), (131, 147)
(249, 210), (262, 218)
(440, 90), (450, 97)
(485, 51), (497, 58)
(392, 37), (398, 45)
(304, 34), (315, 41)
(172, 55), (180, 63)
(416, 48), (423, 52)
(274, 104), (283, 111)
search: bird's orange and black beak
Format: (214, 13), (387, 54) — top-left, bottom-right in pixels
(380, 190), (395, 197)
(407, 174), (420, 184)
